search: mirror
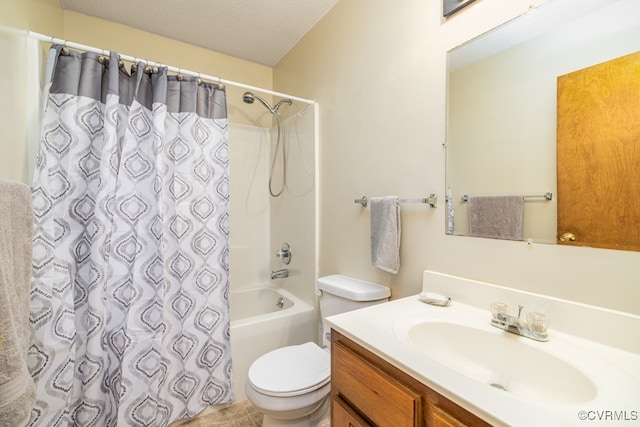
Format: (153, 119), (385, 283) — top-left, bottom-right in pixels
(445, 0), (640, 248)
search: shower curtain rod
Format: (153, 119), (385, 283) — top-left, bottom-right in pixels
(27, 31), (316, 106)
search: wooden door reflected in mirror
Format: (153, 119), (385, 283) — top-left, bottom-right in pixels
(557, 51), (640, 251)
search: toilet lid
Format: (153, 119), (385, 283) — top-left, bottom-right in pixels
(248, 342), (330, 397)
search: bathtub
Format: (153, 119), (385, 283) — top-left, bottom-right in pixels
(229, 286), (316, 402)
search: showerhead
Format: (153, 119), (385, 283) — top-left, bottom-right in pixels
(242, 91), (292, 114)
(242, 91), (293, 198)
(242, 92), (256, 104)
(243, 91), (275, 114)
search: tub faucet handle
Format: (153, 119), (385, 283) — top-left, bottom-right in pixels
(276, 242), (292, 265)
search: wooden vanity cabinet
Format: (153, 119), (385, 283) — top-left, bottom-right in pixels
(331, 330), (491, 427)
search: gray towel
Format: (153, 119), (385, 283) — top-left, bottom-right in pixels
(468, 195), (524, 241)
(370, 196), (401, 274)
(0, 179), (35, 427)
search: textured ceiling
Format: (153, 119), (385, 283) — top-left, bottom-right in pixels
(60, 0), (340, 67)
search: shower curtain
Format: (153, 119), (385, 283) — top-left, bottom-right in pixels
(28, 46), (233, 426)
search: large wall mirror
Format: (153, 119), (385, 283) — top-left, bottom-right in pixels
(446, 0), (640, 250)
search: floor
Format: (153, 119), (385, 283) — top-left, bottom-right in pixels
(180, 400), (263, 427)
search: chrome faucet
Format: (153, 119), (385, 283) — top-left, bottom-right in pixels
(271, 268), (289, 280)
(490, 303), (549, 342)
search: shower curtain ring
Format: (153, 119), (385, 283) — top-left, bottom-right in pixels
(54, 36), (70, 56)
(197, 73), (203, 85)
(177, 68), (184, 81)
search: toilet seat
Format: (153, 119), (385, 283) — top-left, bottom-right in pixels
(248, 342), (330, 397)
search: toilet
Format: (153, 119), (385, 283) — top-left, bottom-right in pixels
(245, 275), (391, 427)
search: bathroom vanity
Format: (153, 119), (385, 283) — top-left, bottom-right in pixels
(326, 271), (640, 426)
(331, 330), (489, 427)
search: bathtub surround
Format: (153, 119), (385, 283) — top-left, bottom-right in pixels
(28, 46), (232, 425)
(0, 179), (35, 427)
(228, 103), (317, 305)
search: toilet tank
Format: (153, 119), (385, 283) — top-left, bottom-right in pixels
(317, 274), (390, 346)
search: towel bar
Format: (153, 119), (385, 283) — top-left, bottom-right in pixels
(461, 192), (552, 202)
(354, 194), (438, 208)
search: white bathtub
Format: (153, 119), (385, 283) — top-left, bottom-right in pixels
(229, 286), (316, 402)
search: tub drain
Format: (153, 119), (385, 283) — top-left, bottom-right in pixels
(490, 383), (508, 391)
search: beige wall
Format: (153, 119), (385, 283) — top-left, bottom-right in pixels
(275, 0), (640, 315)
(0, 0), (63, 30)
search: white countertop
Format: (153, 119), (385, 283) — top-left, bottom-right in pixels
(326, 295), (640, 427)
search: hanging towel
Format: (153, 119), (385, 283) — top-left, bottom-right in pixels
(0, 179), (35, 427)
(468, 195), (524, 241)
(446, 186), (455, 235)
(370, 196), (401, 274)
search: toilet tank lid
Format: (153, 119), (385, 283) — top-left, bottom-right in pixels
(317, 274), (390, 301)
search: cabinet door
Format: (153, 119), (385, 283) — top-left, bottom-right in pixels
(431, 406), (469, 427)
(332, 396), (372, 427)
(333, 340), (421, 427)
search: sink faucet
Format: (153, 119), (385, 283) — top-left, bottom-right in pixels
(490, 304), (549, 342)
(271, 268), (289, 279)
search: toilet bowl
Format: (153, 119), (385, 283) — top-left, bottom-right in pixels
(245, 275), (391, 427)
(245, 342), (331, 427)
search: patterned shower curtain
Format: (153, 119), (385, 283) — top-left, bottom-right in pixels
(28, 46), (233, 426)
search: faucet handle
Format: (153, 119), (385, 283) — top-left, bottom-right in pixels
(490, 302), (508, 320)
(495, 312), (509, 322)
(527, 312), (550, 334)
(276, 242), (292, 265)
(517, 305), (524, 319)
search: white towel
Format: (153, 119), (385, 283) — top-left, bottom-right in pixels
(468, 195), (524, 241)
(0, 178), (36, 427)
(370, 196), (401, 274)
(446, 186), (455, 235)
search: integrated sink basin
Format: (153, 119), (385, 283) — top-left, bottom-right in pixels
(396, 318), (598, 404)
(328, 272), (640, 427)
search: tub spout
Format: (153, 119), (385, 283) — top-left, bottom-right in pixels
(271, 268), (289, 280)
